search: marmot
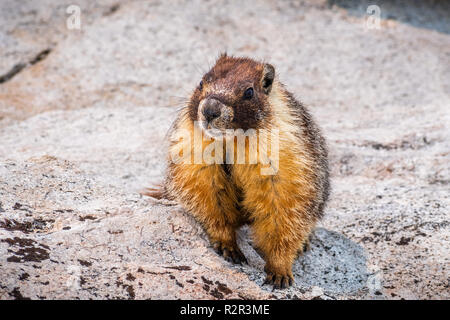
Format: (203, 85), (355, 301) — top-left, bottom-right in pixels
(148, 54), (330, 289)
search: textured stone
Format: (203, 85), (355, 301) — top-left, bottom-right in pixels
(0, 0), (448, 300)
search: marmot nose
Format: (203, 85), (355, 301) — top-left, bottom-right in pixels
(203, 99), (222, 122)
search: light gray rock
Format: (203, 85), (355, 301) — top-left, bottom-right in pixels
(0, 0), (448, 299)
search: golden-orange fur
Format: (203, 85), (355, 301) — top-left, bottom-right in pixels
(164, 70), (329, 289)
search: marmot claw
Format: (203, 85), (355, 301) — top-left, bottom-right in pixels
(212, 241), (248, 265)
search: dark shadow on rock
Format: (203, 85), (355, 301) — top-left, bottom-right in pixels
(293, 228), (368, 295)
(328, 0), (450, 34)
(238, 227), (368, 296)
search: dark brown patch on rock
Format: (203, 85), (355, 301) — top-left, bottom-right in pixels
(79, 215), (97, 221)
(1, 237), (36, 247)
(9, 287), (31, 300)
(0, 219), (32, 233)
(201, 276), (213, 285)
(175, 280), (184, 288)
(2, 237), (50, 263)
(116, 279), (136, 299)
(7, 246), (49, 262)
(215, 281), (233, 295)
(164, 265), (191, 271)
(104, 4), (120, 16)
(108, 230), (123, 234)
(78, 259), (92, 267)
(209, 287), (224, 299)
(396, 237), (412, 245)
(0, 218), (54, 233)
(19, 272), (29, 280)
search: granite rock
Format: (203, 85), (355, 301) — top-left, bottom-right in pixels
(0, 0), (448, 299)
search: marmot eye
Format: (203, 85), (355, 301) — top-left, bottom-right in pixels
(243, 87), (254, 100)
(199, 80), (203, 90)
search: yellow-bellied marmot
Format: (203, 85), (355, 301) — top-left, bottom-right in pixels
(149, 54), (330, 289)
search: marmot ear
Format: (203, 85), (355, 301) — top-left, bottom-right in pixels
(262, 63), (275, 94)
(218, 52), (228, 60)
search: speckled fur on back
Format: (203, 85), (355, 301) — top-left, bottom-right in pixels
(285, 89), (330, 219)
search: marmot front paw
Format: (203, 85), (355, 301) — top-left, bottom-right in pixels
(263, 265), (294, 290)
(212, 241), (247, 265)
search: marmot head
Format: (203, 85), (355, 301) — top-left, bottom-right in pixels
(188, 54), (275, 136)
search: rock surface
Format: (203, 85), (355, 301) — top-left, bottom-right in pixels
(0, 0), (449, 300)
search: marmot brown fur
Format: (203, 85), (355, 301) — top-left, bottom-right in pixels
(148, 54), (330, 289)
